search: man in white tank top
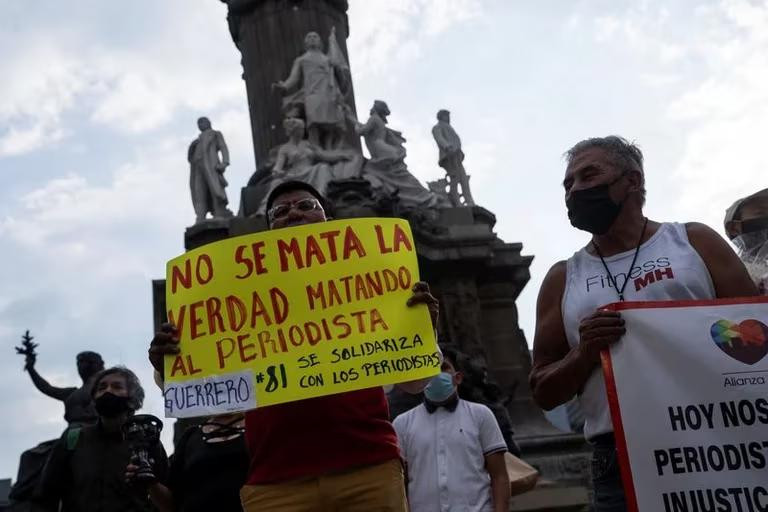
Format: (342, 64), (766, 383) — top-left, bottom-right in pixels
(528, 136), (757, 511)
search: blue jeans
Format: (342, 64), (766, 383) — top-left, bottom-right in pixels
(591, 434), (627, 512)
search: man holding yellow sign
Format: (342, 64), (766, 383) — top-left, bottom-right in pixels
(149, 180), (440, 511)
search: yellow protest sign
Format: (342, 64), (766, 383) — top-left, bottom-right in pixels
(163, 218), (439, 417)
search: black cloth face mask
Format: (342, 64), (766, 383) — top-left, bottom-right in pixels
(94, 392), (131, 418)
(566, 175), (625, 235)
(740, 216), (768, 235)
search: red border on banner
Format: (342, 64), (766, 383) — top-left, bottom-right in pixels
(601, 349), (639, 512)
(600, 296), (768, 512)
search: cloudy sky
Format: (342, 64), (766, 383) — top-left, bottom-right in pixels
(2, 0), (767, 479)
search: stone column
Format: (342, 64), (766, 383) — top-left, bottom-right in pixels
(222, 0), (360, 169)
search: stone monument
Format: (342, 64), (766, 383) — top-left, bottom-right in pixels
(152, 1), (591, 507)
(432, 109), (475, 207)
(188, 117), (233, 224)
(220, 0), (360, 167)
(273, 29), (351, 151)
(356, 100), (450, 212)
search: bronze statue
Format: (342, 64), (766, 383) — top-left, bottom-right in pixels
(16, 330), (104, 426)
(432, 109), (475, 207)
(188, 117), (233, 223)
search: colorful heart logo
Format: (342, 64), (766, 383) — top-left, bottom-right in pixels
(710, 319), (768, 365)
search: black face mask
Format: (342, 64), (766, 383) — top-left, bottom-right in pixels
(94, 392), (131, 418)
(740, 216), (768, 234)
(566, 177), (624, 235)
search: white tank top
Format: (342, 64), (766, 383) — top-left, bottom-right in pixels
(562, 222), (715, 440)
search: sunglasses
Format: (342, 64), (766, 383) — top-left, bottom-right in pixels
(268, 197), (323, 222)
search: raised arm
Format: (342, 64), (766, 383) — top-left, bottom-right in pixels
(27, 364), (76, 402)
(529, 261), (625, 410)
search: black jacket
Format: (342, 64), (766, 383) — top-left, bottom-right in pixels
(36, 421), (167, 512)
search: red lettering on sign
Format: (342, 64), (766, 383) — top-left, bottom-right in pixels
(270, 287), (289, 324)
(225, 296), (246, 331)
(234, 242), (268, 279)
(278, 238), (304, 271)
(392, 223), (413, 252)
(170, 260), (192, 294)
(343, 226), (367, 259)
(249, 291), (272, 328)
(205, 297), (224, 335)
(195, 254), (213, 285)
(189, 300), (205, 340)
(167, 306), (186, 339)
(375, 225), (392, 254)
(305, 235), (326, 267)
(319, 230), (340, 260)
(370, 308), (388, 332)
(216, 337), (235, 369)
(237, 333), (257, 363)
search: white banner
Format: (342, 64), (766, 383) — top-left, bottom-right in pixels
(603, 297), (768, 512)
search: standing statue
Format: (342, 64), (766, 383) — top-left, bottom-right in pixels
(273, 29), (350, 151)
(432, 109), (475, 206)
(15, 330), (104, 426)
(188, 117), (233, 223)
(355, 100), (450, 210)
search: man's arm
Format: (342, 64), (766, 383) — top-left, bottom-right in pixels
(485, 452), (510, 512)
(529, 262), (625, 410)
(27, 366), (75, 402)
(397, 282), (441, 394)
(686, 222), (759, 297)
(476, 404), (510, 512)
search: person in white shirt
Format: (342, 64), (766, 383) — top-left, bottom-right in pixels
(394, 347), (510, 512)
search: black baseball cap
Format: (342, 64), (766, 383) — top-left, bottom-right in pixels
(265, 180), (328, 215)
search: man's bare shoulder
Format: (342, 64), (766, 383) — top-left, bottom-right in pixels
(542, 260), (567, 289)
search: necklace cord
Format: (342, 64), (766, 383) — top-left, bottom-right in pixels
(592, 217), (649, 301)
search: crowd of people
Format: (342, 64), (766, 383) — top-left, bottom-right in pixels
(15, 136), (766, 512)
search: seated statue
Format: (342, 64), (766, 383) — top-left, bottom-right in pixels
(355, 101), (450, 211)
(258, 117), (361, 213)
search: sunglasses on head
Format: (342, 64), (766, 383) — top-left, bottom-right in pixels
(268, 197), (322, 221)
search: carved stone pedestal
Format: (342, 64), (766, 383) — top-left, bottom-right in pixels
(184, 218), (231, 251)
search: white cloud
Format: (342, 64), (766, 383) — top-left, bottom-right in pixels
(0, 45), (88, 156)
(662, 2), (768, 228)
(586, 0), (768, 232)
(0, 122), (64, 157)
(0, 1), (243, 153)
(348, 0), (481, 80)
